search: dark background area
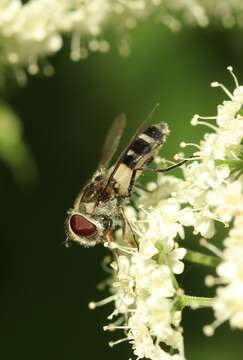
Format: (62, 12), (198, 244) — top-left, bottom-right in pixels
(0, 21), (243, 359)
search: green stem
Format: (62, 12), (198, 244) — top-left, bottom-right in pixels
(216, 159), (243, 176)
(170, 269), (180, 290)
(181, 294), (215, 309)
(185, 250), (220, 268)
(215, 159), (241, 168)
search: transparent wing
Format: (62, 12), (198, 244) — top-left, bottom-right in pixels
(104, 103), (160, 185)
(99, 113), (126, 168)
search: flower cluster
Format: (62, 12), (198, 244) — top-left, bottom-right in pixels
(204, 0), (243, 28)
(109, 204), (187, 359)
(205, 182), (243, 334)
(89, 68), (243, 359)
(90, 205), (187, 360)
(1, 1), (243, 75)
(213, 209), (243, 330)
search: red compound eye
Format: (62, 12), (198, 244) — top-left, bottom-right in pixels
(70, 214), (97, 237)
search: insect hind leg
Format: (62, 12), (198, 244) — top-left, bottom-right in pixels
(128, 169), (137, 197)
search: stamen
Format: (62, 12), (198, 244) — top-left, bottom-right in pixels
(101, 255), (113, 273)
(174, 151), (185, 159)
(107, 310), (119, 320)
(198, 116), (217, 120)
(108, 242), (136, 255)
(200, 238), (223, 258)
(116, 244), (136, 251)
(180, 142), (201, 150)
(228, 150), (240, 160)
(211, 81), (233, 100)
(203, 325), (215, 336)
(104, 324), (129, 331)
(138, 207), (150, 217)
(154, 156), (164, 164)
(203, 316), (227, 336)
(205, 275), (215, 287)
(205, 275), (224, 287)
(146, 182), (157, 191)
(109, 338), (129, 347)
(108, 316), (125, 328)
(213, 215), (229, 226)
(191, 117), (218, 131)
(130, 223), (144, 238)
(227, 66), (239, 88)
(88, 295), (116, 309)
(191, 114), (199, 125)
(110, 261), (118, 271)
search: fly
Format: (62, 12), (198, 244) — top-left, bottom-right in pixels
(65, 112), (186, 248)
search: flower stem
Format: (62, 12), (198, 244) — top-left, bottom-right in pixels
(181, 294), (215, 309)
(185, 250), (220, 267)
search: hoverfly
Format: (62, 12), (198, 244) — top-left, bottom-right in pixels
(65, 113), (185, 247)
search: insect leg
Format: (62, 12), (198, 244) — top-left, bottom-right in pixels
(64, 235), (73, 248)
(136, 159), (188, 173)
(104, 229), (120, 272)
(121, 210), (127, 242)
(112, 249), (121, 272)
(105, 228), (114, 246)
(128, 169), (137, 196)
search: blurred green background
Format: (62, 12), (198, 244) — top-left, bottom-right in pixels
(0, 20), (243, 360)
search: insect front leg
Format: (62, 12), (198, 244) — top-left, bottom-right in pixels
(104, 228), (114, 246)
(103, 228), (121, 272)
(64, 237), (72, 248)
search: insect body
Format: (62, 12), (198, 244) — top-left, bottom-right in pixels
(65, 115), (170, 247)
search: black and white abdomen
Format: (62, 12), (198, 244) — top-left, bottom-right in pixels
(113, 122), (170, 196)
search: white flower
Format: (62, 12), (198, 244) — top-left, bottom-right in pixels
(136, 175), (182, 209)
(214, 282), (243, 329)
(145, 265), (175, 297)
(90, 69), (243, 358)
(207, 181), (243, 223)
(208, 207), (243, 331)
(100, 198), (187, 359)
(216, 100), (241, 127)
(143, 198), (185, 247)
(113, 255), (135, 312)
(1, 0), (243, 74)
(204, 1), (243, 27)
(168, 247), (187, 274)
(128, 316), (155, 359)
